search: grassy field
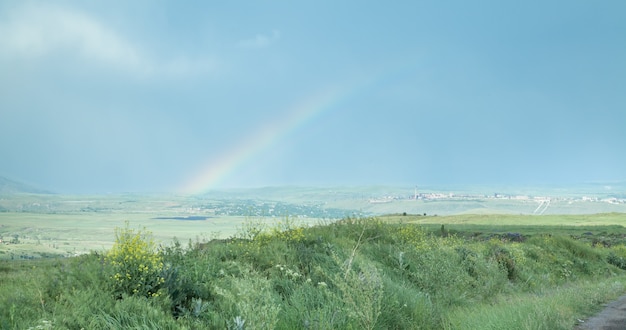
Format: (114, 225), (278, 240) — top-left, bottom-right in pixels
(3, 191), (626, 328)
(355, 198), (626, 216)
(3, 213), (626, 329)
(403, 212), (626, 226)
(2, 211), (626, 260)
(0, 212), (326, 259)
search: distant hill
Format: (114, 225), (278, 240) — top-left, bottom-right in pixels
(0, 176), (53, 194)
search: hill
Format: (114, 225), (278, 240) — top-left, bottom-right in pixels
(0, 176), (52, 194)
(3, 217), (626, 328)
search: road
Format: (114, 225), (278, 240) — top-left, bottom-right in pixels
(576, 294), (626, 329)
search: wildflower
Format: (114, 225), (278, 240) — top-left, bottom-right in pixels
(105, 223), (164, 298)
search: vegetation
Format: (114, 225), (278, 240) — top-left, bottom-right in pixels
(105, 223), (165, 299)
(3, 215), (626, 329)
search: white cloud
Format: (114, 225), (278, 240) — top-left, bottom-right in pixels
(0, 3), (215, 76)
(238, 30), (280, 49)
(0, 4), (146, 71)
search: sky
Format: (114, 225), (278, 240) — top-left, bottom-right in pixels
(0, 1), (625, 194)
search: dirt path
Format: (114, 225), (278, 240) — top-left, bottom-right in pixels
(575, 294), (626, 329)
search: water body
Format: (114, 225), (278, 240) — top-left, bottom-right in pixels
(152, 216), (211, 221)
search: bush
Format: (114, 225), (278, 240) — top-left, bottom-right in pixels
(105, 222), (165, 299)
(608, 244), (626, 270)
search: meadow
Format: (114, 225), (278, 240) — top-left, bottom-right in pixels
(0, 212), (257, 259)
(2, 208), (626, 329)
(0, 193), (333, 260)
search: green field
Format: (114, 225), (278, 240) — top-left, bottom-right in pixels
(0, 191), (340, 259)
(3, 212), (626, 329)
(0, 212), (328, 260)
(2, 206), (626, 260)
(388, 212), (626, 236)
(2, 191), (626, 329)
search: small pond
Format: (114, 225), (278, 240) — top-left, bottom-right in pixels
(152, 216), (211, 221)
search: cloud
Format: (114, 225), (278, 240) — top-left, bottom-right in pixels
(0, 3), (216, 76)
(0, 4), (147, 71)
(238, 30), (281, 49)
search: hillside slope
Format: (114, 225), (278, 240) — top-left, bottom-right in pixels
(0, 176), (52, 194)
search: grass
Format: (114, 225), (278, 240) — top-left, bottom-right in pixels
(386, 212), (626, 226)
(3, 211), (625, 260)
(446, 279), (626, 330)
(0, 212), (325, 260)
(387, 213), (626, 247)
(2, 214), (626, 329)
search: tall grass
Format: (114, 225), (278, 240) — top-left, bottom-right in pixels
(2, 217), (626, 329)
(445, 279), (626, 330)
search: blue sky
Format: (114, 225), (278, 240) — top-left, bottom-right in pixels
(1, 1), (624, 193)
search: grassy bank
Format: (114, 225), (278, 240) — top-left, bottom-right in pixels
(2, 215), (626, 329)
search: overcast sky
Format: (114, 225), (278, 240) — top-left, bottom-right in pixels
(1, 1), (625, 193)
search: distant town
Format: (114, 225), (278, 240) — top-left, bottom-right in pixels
(365, 187), (626, 215)
(369, 188), (626, 205)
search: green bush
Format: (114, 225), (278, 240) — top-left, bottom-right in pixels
(105, 223), (165, 299)
(608, 244), (626, 270)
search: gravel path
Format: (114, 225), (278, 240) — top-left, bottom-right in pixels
(575, 295), (626, 329)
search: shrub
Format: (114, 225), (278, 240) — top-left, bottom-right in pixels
(608, 244), (626, 270)
(105, 222), (165, 299)
(213, 272), (281, 329)
(608, 253), (626, 270)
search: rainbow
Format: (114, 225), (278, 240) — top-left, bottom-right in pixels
(177, 60), (416, 195)
(179, 82), (362, 194)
